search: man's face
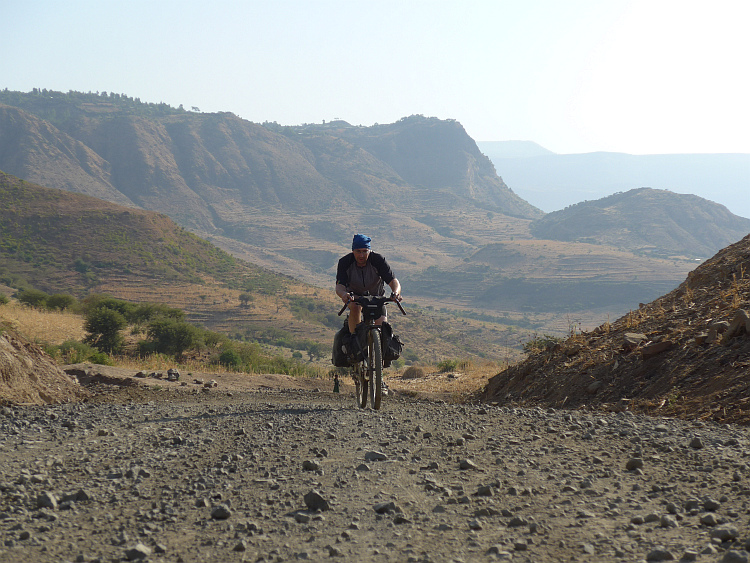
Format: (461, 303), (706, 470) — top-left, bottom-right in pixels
(353, 248), (370, 266)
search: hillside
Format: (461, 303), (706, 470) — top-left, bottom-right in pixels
(0, 171), (251, 292)
(530, 188), (750, 260)
(481, 232), (750, 425)
(0, 172), (526, 363)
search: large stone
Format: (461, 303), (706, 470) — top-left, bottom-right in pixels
(124, 543), (152, 561)
(303, 489), (330, 512)
(641, 340), (674, 358)
(707, 321), (731, 343)
(623, 333), (648, 350)
(720, 310), (750, 346)
(211, 504), (232, 520)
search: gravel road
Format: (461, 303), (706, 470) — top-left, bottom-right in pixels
(2, 383), (750, 562)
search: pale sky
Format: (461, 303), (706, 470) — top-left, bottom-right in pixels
(2, 0), (749, 155)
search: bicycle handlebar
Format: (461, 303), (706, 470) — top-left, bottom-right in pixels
(338, 293), (406, 316)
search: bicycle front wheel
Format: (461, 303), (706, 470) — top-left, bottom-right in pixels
(354, 364), (367, 408)
(369, 330), (383, 410)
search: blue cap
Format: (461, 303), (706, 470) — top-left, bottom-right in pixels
(352, 234), (372, 250)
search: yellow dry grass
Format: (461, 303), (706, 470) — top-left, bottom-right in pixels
(385, 359), (503, 400)
(112, 354), (211, 374)
(0, 301), (85, 345)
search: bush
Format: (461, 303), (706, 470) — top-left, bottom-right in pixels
(402, 366), (425, 379)
(48, 340), (114, 365)
(204, 330), (229, 349)
(18, 288), (49, 309)
(522, 334), (563, 355)
(437, 359), (459, 373)
(218, 349), (242, 368)
(84, 307), (127, 354)
(131, 302), (184, 323)
(146, 318), (203, 357)
(47, 293), (77, 311)
(0, 294), (8, 306)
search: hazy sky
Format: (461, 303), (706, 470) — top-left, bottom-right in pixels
(3, 0), (749, 154)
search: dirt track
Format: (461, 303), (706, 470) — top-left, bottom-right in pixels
(2, 369), (750, 562)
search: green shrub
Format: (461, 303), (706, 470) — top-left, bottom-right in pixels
(437, 359), (459, 373)
(146, 318), (203, 357)
(84, 307), (127, 354)
(46, 293), (77, 311)
(218, 349), (243, 368)
(0, 294), (8, 306)
(47, 340), (113, 365)
(522, 334), (563, 354)
(89, 350), (114, 365)
(18, 288), (49, 308)
(203, 330), (229, 349)
(131, 302), (184, 323)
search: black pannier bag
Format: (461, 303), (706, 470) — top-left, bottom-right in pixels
(331, 324), (351, 367)
(332, 321), (366, 367)
(380, 321), (403, 367)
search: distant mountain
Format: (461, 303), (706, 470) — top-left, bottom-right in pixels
(530, 188), (750, 260)
(476, 145), (750, 218)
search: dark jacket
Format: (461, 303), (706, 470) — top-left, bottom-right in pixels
(336, 252), (395, 296)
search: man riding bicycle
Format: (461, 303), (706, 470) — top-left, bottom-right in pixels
(335, 234), (402, 351)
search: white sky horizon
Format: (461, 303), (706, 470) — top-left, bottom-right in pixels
(3, 0), (749, 155)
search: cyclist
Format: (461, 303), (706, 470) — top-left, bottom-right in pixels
(335, 234), (402, 351)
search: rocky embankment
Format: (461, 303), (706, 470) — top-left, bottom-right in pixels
(2, 383), (750, 562)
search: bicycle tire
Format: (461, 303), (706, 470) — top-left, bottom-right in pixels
(354, 364), (367, 408)
(370, 329), (383, 410)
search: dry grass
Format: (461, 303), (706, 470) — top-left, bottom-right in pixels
(386, 359), (503, 399)
(0, 301), (85, 345)
(111, 354), (210, 374)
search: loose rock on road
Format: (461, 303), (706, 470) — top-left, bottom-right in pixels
(2, 386), (750, 562)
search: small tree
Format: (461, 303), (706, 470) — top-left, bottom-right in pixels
(239, 293), (253, 307)
(146, 318), (202, 357)
(18, 288), (49, 309)
(306, 342), (325, 362)
(84, 308), (126, 354)
(218, 349), (242, 368)
(47, 293), (77, 311)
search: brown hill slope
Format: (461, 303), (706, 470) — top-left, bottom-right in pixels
(481, 233), (750, 424)
(0, 329), (90, 405)
(0, 171), (264, 293)
(0, 104), (133, 207)
(530, 187), (750, 259)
